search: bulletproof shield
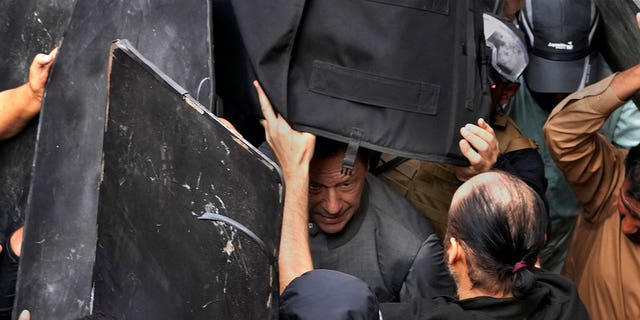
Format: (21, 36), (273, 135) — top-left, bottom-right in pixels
(15, 1), (214, 318)
(596, 0), (640, 109)
(90, 40), (281, 319)
(0, 0), (75, 249)
(227, 0), (491, 165)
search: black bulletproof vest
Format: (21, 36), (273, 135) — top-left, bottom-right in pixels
(229, 0), (491, 165)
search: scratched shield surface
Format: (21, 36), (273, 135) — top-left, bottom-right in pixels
(15, 0), (214, 318)
(90, 41), (282, 319)
(0, 0), (75, 250)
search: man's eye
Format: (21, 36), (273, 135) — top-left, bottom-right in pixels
(309, 184), (320, 191)
(340, 182), (353, 190)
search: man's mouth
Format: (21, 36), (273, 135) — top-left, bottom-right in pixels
(315, 213), (343, 224)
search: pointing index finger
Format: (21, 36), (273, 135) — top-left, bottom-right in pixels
(253, 80), (277, 124)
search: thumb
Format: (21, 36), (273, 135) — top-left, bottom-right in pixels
(19, 310), (30, 320)
(34, 53), (52, 66)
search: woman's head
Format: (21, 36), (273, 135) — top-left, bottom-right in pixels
(445, 171), (547, 299)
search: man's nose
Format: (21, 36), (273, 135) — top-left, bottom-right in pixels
(323, 188), (341, 214)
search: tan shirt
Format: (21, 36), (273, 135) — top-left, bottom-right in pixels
(545, 74), (640, 320)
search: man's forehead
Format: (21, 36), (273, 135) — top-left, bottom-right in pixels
(310, 153), (366, 183)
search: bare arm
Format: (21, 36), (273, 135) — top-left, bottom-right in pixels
(0, 48), (58, 141)
(610, 64), (640, 101)
(254, 81), (316, 294)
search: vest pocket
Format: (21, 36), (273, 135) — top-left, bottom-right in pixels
(309, 60), (440, 116)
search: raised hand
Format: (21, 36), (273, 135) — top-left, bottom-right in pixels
(254, 80), (315, 179)
(454, 118), (500, 181)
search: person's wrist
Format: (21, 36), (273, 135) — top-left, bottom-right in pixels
(26, 80), (44, 102)
(283, 163), (309, 182)
(19, 83), (43, 117)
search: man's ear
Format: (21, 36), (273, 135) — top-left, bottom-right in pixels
(447, 237), (463, 266)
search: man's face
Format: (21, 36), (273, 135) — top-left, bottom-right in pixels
(490, 80), (520, 108)
(308, 152), (367, 234)
(528, 90), (569, 113)
(618, 179), (640, 244)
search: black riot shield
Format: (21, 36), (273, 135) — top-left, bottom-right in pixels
(0, 0), (75, 251)
(90, 40), (281, 319)
(15, 1), (214, 318)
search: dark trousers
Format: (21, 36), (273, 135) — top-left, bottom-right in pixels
(0, 237), (19, 320)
